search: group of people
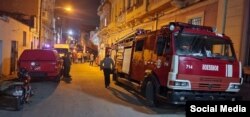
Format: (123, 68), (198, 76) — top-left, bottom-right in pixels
(62, 51), (115, 88)
(70, 51), (95, 64)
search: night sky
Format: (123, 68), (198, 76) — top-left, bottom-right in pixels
(56, 0), (101, 31)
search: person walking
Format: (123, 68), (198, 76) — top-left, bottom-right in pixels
(89, 53), (94, 66)
(77, 51), (83, 63)
(100, 54), (114, 88)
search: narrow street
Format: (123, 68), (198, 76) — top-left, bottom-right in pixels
(0, 63), (185, 117)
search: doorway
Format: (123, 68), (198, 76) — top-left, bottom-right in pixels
(10, 41), (18, 75)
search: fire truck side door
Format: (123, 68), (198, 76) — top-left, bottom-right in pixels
(131, 37), (145, 81)
(153, 32), (172, 86)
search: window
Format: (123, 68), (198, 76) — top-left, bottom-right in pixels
(156, 36), (166, 56)
(145, 34), (155, 50)
(188, 17), (202, 25)
(104, 18), (107, 27)
(135, 0), (143, 7)
(127, 0), (131, 9)
(23, 31), (27, 46)
(174, 33), (235, 60)
(165, 33), (171, 53)
(135, 40), (144, 51)
(186, 12), (204, 25)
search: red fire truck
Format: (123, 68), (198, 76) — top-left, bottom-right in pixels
(112, 22), (243, 106)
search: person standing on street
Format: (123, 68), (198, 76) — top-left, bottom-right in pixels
(63, 52), (72, 78)
(89, 53), (94, 66)
(77, 51), (83, 63)
(100, 54), (114, 88)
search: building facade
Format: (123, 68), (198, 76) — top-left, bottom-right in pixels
(0, 0), (56, 48)
(0, 0), (56, 76)
(98, 0), (250, 66)
(40, 0), (56, 47)
(0, 16), (34, 76)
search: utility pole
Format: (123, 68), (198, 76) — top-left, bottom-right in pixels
(38, 0), (43, 49)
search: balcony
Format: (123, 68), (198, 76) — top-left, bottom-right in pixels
(125, 3), (147, 26)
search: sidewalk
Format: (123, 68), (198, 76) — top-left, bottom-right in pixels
(0, 74), (17, 82)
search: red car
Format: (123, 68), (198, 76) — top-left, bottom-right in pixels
(18, 49), (63, 82)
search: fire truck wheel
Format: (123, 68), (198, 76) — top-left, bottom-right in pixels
(145, 80), (157, 107)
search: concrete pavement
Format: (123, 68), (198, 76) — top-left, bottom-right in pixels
(0, 62), (249, 117)
(0, 62), (185, 117)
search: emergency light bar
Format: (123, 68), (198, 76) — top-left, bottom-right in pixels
(136, 29), (151, 35)
(166, 22), (213, 32)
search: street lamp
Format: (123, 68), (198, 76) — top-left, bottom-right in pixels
(63, 6), (72, 12)
(55, 6), (73, 12)
(38, 0), (43, 48)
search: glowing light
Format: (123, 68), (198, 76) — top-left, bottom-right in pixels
(68, 30), (73, 35)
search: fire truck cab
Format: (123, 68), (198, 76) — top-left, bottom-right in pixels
(113, 22), (243, 106)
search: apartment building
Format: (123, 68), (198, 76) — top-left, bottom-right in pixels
(98, 0), (250, 66)
(0, 0), (56, 48)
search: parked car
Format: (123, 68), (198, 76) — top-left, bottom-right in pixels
(18, 49), (63, 82)
(53, 44), (70, 58)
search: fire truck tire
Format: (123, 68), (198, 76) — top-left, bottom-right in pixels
(145, 80), (157, 107)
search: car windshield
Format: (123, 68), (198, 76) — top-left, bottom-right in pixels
(55, 48), (69, 57)
(174, 33), (235, 60)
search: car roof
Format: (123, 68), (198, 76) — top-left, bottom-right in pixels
(19, 49), (59, 60)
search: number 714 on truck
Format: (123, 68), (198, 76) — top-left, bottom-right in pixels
(112, 22), (243, 106)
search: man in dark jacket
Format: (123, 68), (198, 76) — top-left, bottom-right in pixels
(100, 54), (114, 88)
(63, 52), (72, 78)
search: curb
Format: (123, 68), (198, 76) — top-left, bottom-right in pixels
(0, 74), (17, 82)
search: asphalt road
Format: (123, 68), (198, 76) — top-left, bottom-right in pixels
(0, 63), (185, 117)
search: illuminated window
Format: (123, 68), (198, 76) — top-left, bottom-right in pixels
(104, 18), (107, 27)
(188, 17), (202, 25)
(186, 12), (204, 25)
(135, 39), (144, 51)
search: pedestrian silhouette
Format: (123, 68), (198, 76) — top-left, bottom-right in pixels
(89, 53), (94, 66)
(100, 54), (114, 88)
(63, 52), (72, 78)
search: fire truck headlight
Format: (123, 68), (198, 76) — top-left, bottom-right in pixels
(169, 24), (175, 31)
(174, 81), (189, 86)
(229, 84), (240, 89)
